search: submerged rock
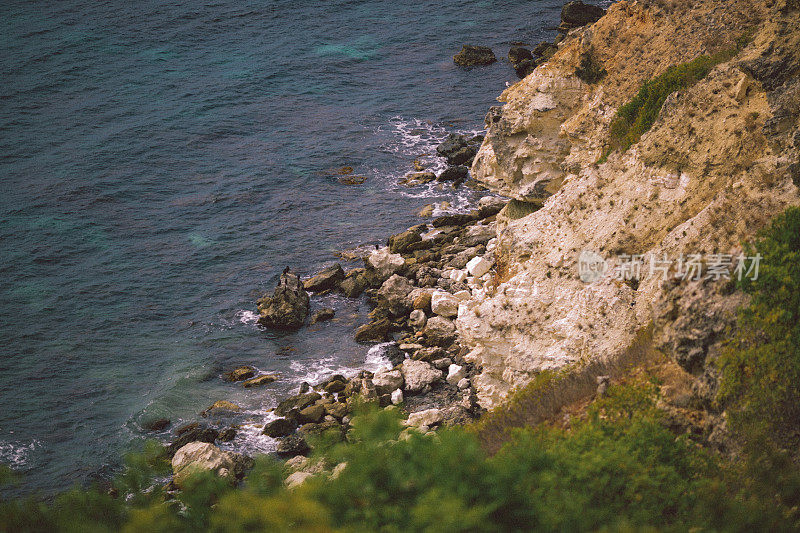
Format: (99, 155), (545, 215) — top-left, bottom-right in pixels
(202, 400), (241, 416)
(222, 366), (256, 383)
(241, 374), (278, 388)
(311, 308), (335, 324)
(437, 165), (470, 183)
(142, 418), (170, 432)
(257, 269), (310, 330)
(453, 45), (497, 67)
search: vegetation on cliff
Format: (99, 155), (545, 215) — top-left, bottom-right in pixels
(600, 34), (753, 162)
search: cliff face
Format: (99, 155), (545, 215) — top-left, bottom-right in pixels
(459, 0), (800, 410)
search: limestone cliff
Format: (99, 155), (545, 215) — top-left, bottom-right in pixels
(458, 0), (800, 412)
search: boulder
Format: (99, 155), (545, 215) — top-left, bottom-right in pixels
(275, 392), (322, 417)
(406, 408), (444, 427)
(436, 133), (468, 159)
(171, 442), (242, 487)
(560, 1), (605, 29)
(222, 366), (256, 382)
(401, 359), (442, 394)
(388, 229), (423, 253)
(367, 247), (405, 281)
(377, 274), (415, 316)
(276, 435), (310, 458)
(466, 256), (492, 277)
(508, 46), (533, 65)
(303, 264), (345, 292)
(409, 309), (427, 329)
(514, 58), (538, 78)
(340, 268), (370, 298)
(391, 389), (404, 405)
(324, 402), (348, 419)
(311, 308), (335, 324)
(285, 471), (313, 489)
(298, 404), (326, 424)
(354, 318), (391, 342)
(166, 426), (219, 457)
(241, 374), (278, 388)
(263, 418), (297, 438)
(424, 316), (457, 347)
(453, 45), (497, 67)
(218, 427), (236, 442)
(372, 369), (404, 395)
(532, 41), (558, 59)
(418, 204), (435, 218)
(431, 291), (459, 317)
(446, 364), (467, 386)
(437, 165), (469, 182)
(432, 213), (476, 227)
(410, 289), (433, 310)
(257, 270), (310, 330)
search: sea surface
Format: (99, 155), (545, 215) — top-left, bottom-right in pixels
(0, 0), (570, 495)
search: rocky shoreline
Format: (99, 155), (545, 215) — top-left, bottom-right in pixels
(153, 0), (617, 490)
(162, 145), (508, 487)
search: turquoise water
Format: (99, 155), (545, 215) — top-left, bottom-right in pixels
(0, 0), (569, 495)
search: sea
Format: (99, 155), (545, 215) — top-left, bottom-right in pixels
(0, 0), (577, 496)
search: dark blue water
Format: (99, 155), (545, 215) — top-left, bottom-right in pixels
(0, 0), (565, 495)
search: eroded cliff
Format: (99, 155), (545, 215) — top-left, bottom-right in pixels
(458, 0), (800, 413)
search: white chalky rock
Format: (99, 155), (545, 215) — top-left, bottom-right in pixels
(391, 388), (404, 405)
(406, 408), (443, 427)
(431, 291), (459, 317)
(367, 247), (405, 279)
(466, 256), (492, 277)
(446, 364), (467, 385)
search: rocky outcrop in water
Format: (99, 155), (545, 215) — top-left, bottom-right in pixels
(257, 269), (310, 329)
(454, 45), (497, 67)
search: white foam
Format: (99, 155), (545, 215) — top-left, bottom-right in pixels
(236, 310), (259, 325)
(0, 439), (40, 469)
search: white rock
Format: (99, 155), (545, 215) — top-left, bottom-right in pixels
(486, 238), (498, 253)
(446, 364), (467, 385)
(372, 369), (404, 395)
(171, 442), (240, 487)
(450, 270), (468, 283)
(401, 359), (442, 393)
(331, 462), (347, 479)
(466, 256), (492, 277)
(457, 378), (470, 389)
(453, 290), (471, 301)
(285, 471), (313, 489)
(367, 247), (405, 280)
(406, 408), (443, 427)
(391, 388), (404, 405)
(399, 342), (424, 352)
(408, 309), (427, 329)
(431, 291), (459, 317)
